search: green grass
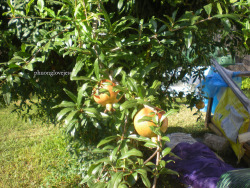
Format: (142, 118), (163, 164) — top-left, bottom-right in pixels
(168, 104), (211, 138)
(1, 102), (246, 187)
(0, 105), (81, 188)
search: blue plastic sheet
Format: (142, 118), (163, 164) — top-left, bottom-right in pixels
(199, 67), (241, 113)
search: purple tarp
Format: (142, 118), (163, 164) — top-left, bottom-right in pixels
(164, 142), (235, 188)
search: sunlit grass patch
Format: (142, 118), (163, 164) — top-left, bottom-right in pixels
(0, 105), (81, 188)
(167, 104), (211, 137)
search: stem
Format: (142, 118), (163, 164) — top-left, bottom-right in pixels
(81, 0), (89, 26)
(152, 135), (161, 188)
(8, 16), (87, 22)
(143, 148), (158, 165)
(170, 17), (213, 32)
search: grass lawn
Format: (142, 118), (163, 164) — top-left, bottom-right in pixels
(0, 105), (81, 188)
(0, 102), (248, 187)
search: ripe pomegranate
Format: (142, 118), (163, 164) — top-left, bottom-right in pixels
(196, 100), (205, 109)
(93, 79), (119, 111)
(134, 107), (168, 138)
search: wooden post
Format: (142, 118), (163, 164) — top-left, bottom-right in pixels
(205, 98), (213, 128)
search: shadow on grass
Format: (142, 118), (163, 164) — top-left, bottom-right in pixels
(167, 126), (212, 138)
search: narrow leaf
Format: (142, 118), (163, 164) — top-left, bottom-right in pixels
(118, 0), (123, 10)
(77, 83), (88, 106)
(64, 110), (78, 125)
(94, 59), (100, 81)
(136, 170), (150, 188)
(108, 172), (123, 188)
(7, 0), (15, 15)
(63, 88), (77, 103)
(70, 61), (84, 79)
(204, 3), (212, 16)
(120, 100), (137, 110)
(26, 0), (34, 15)
(185, 30), (192, 48)
(120, 148), (143, 159)
(161, 136), (170, 142)
(113, 67), (123, 78)
(160, 109), (178, 124)
(84, 108), (99, 118)
(217, 3), (223, 14)
(128, 134), (151, 142)
(37, 0), (44, 12)
(56, 107), (74, 121)
(162, 147), (171, 157)
(53, 101), (75, 108)
(97, 135), (118, 148)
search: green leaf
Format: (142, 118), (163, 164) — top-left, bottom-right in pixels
(84, 108), (99, 118)
(162, 147), (171, 157)
(64, 110), (78, 125)
(71, 76), (91, 81)
(160, 109), (178, 124)
(3, 93), (11, 105)
(120, 148), (143, 159)
(157, 25), (167, 34)
(93, 182), (107, 188)
(110, 146), (119, 162)
(144, 140), (158, 148)
(137, 116), (152, 123)
(127, 173), (138, 187)
(37, 0), (44, 12)
(161, 136), (170, 142)
(97, 135), (118, 148)
(7, 0), (15, 15)
(53, 101), (76, 108)
(137, 169), (150, 188)
(184, 30), (192, 48)
(87, 163), (102, 176)
(63, 88), (77, 103)
(21, 44), (26, 52)
(172, 9), (178, 22)
(70, 61), (84, 79)
(141, 62), (159, 78)
(6, 75), (13, 86)
(118, 0), (123, 10)
(24, 63), (34, 71)
(99, 3), (112, 30)
(56, 107), (74, 121)
(108, 172), (123, 188)
(150, 18), (157, 33)
(128, 134), (151, 142)
(213, 14), (239, 20)
(94, 59), (100, 81)
(204, 3), (212, 16)
(43, 41), (50, 52)
(217, 3), (223, 14)
(150, 80), (161, 90)
(159, 168), (179, 176)
(26, 0), (34, 16)
(113, 67), (123, 78)
(118, 183), (128, 188)
(127, 77), (138, 92)
(120, 100), (137, 110)
(77, 83), (88, 106)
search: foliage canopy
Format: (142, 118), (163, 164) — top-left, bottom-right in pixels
(0, 0), (249, 187)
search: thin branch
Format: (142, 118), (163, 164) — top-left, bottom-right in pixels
(152, 135), (161, 188)
(144, 148), (159, 165)
(170, 17), (213, 32)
